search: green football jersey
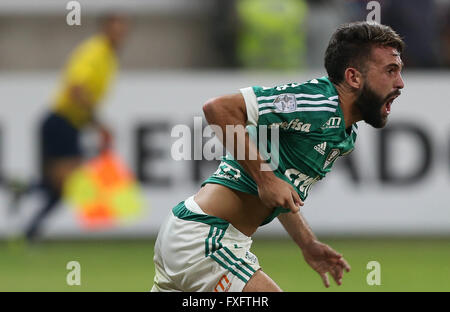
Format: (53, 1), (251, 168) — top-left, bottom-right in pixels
(202, 76), (358, 225)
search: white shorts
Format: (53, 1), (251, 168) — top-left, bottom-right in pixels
(151, 195), (260, 292)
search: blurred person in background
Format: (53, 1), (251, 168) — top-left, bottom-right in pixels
(380, 0), (440, 67)
(12, 14), (129, 242)
(211, 0), (239, 68)
(235, 0), (308, 70)
(437, 1), (450, 67)
(350, 0), (442, 67)
(305, 0), (355, 68)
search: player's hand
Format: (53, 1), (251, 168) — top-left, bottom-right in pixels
(301, 240), (351, 288)
(257, 174), (303, 213)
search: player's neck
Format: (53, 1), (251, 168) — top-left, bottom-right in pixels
(333, 83), (363, 128)
(102, 32), (120, 52)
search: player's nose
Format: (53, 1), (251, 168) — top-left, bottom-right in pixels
(395, 72), (405, 90)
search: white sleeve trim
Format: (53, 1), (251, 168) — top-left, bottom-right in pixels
(240, 87), (258, 126)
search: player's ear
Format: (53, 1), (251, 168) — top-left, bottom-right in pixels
(343, 67), (363, 89)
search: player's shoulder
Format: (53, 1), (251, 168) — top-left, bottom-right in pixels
(252, 76), (338, 99)
(71, 35), (110, 63)
(254, 77), (340, 129)
(81, 35), (108, 50)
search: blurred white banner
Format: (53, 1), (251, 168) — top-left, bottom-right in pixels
(0, 71), (449, 238)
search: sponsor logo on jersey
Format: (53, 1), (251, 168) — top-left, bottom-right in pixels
(213, 162), (241, 181)
(214, 275), (231, 292)
(284, 168), (321, 198)
(323, 148), (340, 169)
(269, 118), (311, 133)
(274, 83), (301, 91)
(245, 251), (257, 264)
(321, 117), (342, 129)
(272, 93), (297, 113)
(314, 142), (327, 155)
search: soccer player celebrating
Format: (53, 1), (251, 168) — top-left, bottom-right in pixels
(152, 21), (404, 292)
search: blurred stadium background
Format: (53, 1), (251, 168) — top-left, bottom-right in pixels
(0, 0), (449, 292)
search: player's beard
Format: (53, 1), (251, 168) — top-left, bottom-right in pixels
(354, 82), (389, 128)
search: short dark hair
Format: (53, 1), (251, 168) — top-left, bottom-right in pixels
(98, 13), (127, 29)
(324, 21), (404, 84)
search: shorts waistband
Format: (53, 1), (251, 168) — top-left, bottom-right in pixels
(184, 195), (206, 215)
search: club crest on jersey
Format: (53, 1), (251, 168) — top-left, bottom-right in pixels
(323, 148), (340, 169)
(273, 94), (297, 113)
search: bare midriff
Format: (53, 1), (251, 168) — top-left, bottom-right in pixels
(194, 183), (274, 237)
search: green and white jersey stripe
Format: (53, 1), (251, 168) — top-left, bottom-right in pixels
(257, 93), (339, 115)
(203, 76), (358, 225)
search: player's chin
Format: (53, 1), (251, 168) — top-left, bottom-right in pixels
(378, 108), (390, 127)
(376, 117), (388, 128)
(377, 113), (389, 128)
(366, 113), (388, 129)
(375, 116), (388, 128)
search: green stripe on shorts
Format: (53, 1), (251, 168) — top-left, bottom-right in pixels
(204, 225), (255, 284)
(209, 254), (248, 284)
(223, 246), (257, 274)
(216, 250), (253, 279)
(205, 226), (214, 257)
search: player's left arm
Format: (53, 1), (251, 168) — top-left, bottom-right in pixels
(277, 212), (351, 287)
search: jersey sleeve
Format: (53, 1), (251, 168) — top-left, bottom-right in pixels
(240, 87), (259, 126)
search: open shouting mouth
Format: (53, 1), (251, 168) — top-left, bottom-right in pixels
(383, 92), (401, 116)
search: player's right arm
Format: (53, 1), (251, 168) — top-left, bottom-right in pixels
(66, 84), (111, 151)
(202, 93), (303, 213)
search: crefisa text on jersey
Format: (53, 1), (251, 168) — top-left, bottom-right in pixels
(181, 295), (269, 309)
